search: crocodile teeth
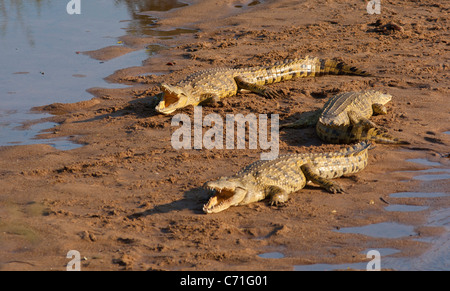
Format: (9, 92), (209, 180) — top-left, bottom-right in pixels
(203, 187), (236, 214)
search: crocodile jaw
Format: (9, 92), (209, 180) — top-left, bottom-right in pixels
(203, 181), (247, 214)
(155, 84), (189, 115)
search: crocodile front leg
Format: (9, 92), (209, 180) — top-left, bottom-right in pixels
(198, 93), (222, 107)
(300, 164), (345, 194)
(266, 185), (290, 206)
(234, 76), (282, 99)
(372, 103), (388, 115)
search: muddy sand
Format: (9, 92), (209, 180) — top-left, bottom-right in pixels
(0, 0), (449, 271)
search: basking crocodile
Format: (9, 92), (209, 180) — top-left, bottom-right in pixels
(155, 56), (369, 114)
(203, 141), (371, 214)
(281, 90), (408, 144)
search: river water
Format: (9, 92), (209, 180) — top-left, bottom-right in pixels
(0, 0), (187, 149)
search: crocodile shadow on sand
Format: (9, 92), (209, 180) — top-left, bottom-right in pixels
(71, 95), (163, 125)
(72, 92), (239, 125)
(280, 109), (324, 147)
(127, 187), (209, 218)
(126, 182), (341, 217)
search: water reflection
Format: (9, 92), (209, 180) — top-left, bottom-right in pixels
(0, 0), (189, 43)
(118, 0), (191, 36)
(118, 0), (188, 12)
(0, 0), (50, 46)
(336, 222), (416, 239)
(0, 0), (192, 149)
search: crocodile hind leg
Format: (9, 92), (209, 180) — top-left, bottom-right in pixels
(367, 128), (410, 144)
(347, 110), (408, 144)
(347, 110), (377, 129)
(234, 76), (282, 99)
(300, 164), (345, 194)
(346, 110), (379, 141)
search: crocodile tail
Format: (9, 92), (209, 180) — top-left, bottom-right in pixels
(366, 128), (409, 145)
(345, 140), (374, 154)
(318, 58), (371, 76)
(281, 109), (321, 129)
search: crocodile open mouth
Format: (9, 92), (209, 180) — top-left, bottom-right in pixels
(165, 92), (180, 107)
(155, 84), (189, 114)
(203, 187), (236, 214)
(155, 91), (181, 114)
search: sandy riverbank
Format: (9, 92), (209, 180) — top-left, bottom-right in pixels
(0, 0), (449, 270)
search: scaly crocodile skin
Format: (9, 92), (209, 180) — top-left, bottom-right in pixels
(203, 141), (371, 213)
(316, 91), (408, 144)
(155, 56), (369, 114)
(282, 91), (408, 144)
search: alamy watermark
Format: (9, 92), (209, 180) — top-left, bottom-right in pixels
(66, 0), (81, 15)
(66, 250), (81, 271)
(171, 107), (279, 160)
(366, 0), (381, 15)
(366, 250), (381, 271)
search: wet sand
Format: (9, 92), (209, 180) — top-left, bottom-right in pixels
(0, 0), (449, 270)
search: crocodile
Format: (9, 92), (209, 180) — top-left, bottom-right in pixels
(281, 90), (408, 144)
(203, 141), (372, 214)
(155, 56), (370, 114)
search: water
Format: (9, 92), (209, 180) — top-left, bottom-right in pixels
(382, 208), (450, 270)
(324, 158), (449, 270)
(336, 222), (416, 239)
(258, 252), (285, 259)
(296, 158), (449, 270)
(385, 204), (429, 212)
(294, 262), (369, 271)
(403, 159), (450, 181)
(406, 158), (442, 167)
(234, 0), (263, 9)
(0, 0), (191, 149)
(390, 192), (448, 198)
(294, 248), (400, 271)
(384, 159), (449, 270)
(297, 208), (448, 270)
(413, 172), (450, 181)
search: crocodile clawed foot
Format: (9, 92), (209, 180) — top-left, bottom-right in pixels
(270, 201), (282, 207)
(269, 200), (289, 207)
(208, 100), (221, 108)
(263, 88), (282, 99)
(328, 184), (346, 194)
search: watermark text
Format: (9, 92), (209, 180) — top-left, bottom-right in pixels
(171, 107), (279, 160)
(366, 0), (381, 15)
(366, 250), (381, 271)
(66, 250), (81, 271)
(66, 0), (81, 15)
